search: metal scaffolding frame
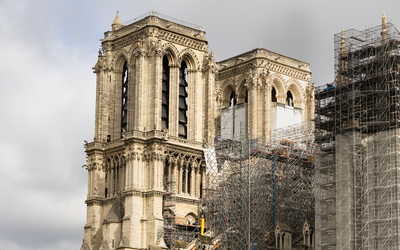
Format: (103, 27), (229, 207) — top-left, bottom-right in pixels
(162, 161), (201, 249)
(203, 119), (316, 249)
(315, 21), (400, 250)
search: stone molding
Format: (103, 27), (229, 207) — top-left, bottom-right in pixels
(85, 130), (204, 154)
(105, 23), (207, 52)
(109, 15), (206, 40)
(216, 49), (311, 81)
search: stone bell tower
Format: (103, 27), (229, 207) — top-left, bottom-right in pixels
(81, 11), (215, 250)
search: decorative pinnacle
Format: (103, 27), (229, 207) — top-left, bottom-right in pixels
(340, 28), (346, 54)
(382, 12), (387, 27)
(112, 11), (122, 26)
(381, 12), (388, 41)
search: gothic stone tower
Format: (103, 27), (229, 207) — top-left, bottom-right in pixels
(81, 12), (216, 250)
(214, 48), (314, 142)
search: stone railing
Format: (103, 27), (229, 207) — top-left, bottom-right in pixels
(85, 130), (203, 151)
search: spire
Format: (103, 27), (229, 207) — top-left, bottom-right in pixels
(112, 11), (123, 31)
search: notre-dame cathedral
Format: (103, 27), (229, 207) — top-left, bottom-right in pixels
(81, 11), (314, 250)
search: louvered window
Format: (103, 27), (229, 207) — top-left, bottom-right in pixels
(121, 61), (128, 134)
(178, 61), (188, 138)
(162, 57), (170, 130)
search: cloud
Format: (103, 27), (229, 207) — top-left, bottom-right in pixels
(0, 1), (93, 249)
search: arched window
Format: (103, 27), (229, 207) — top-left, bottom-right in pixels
(162, 57), (170, 130)
(182, 165), (186, 193)
(244, 90), (248, 103)
(230, 90), (236, 106)
(286, 91), (293, 107)
(200, 182), (203, 198)
(187, 164), (191, 195)
(163, 159), (169, 191)
(271, 87), (277, 102)
(178, 61), (188, 138)
(121, 61), (128, 134)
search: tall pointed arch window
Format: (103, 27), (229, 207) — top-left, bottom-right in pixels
(178, 61), (188, 139)
(162, 57), (170, 130)
(121, 61), (128, 134)
(229, 90), (236, 107)
(272, 87), (277, 102)
(286, 91), (293, 107)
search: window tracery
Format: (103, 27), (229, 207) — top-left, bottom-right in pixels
(121, 61), (128, 134)
(178, 61), (188, 138)
(162, 57), (170, 130)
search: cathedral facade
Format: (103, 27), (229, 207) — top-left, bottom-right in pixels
(81, 11), (314, 250)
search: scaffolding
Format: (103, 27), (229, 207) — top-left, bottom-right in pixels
(163, 162), (201, 249)
(315, 20), (400, 250)
(203, 119), (316, 249)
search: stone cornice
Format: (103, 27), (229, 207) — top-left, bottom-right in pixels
(85, 198), (104, 206)
(123, 190), (143, 197)
(114, 16), (206, 41)
(165, 144), (204, 158)
(216, 48), (311, 81)
(167, 136), (203, 150)
(85, 130), (204, 153)
(175, 194), (200, 205)
(102, 16), (208, 52)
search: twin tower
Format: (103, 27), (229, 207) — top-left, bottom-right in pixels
(81, 11), (314, 250)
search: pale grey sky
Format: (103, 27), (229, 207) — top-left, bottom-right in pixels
(0, 0), (399, 249)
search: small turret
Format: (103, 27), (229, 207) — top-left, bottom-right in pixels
(112, 11), (123, 31)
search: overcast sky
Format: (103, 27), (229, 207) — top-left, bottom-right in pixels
(1, 0), (400, 249)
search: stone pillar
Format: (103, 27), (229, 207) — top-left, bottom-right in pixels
(106, 168), (110, 197)
(138, 50), (145, 131)
(154, 52), (163, 131)
(110, 167), (114, 195)
(203, 51), (216, 143)
(185, 165), (189, 194)
(126, 155), (132, 190)
(168, 162), (172, 183)
(173, 162), (178, 193)
(87, 168), (92, 198)
(195, 165), (200, 198)
(170, 65), (179, 137)
(248, 84), (258, 139)
(190, 165), (196, 197)
(264, 84), (271, 141)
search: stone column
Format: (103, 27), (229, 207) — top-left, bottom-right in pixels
(106, 167), (110, 197)
(168, 161), (172, 186)
(87, 168), (92, 198)
(248, 84), (258, 140)
(190, 165), (195, 196)
(170, 65), (179, 137)
(195, 165), (200, 198)
(128, 155), (132, 189)
(154, 51), (163, 130)
(185, 165), (189, 194)
(173, 162), (178, 193)
(110, 166), (114, 196)
(178, 162), (182, 194)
